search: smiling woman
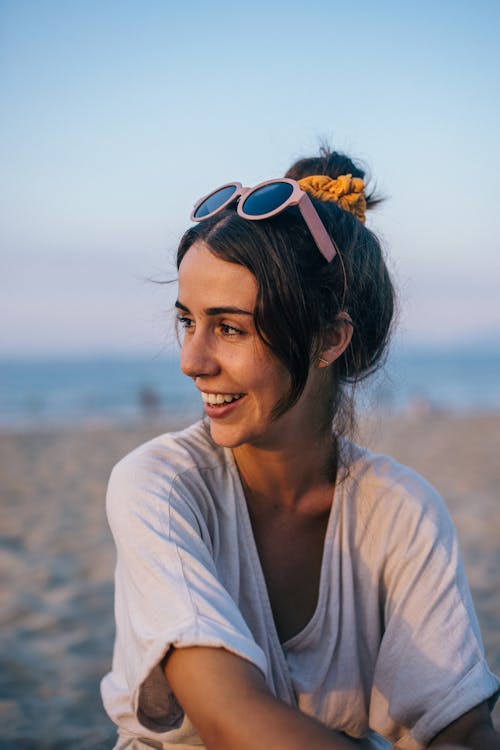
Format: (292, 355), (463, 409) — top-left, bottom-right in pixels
(100, 147), (500, 750)
(176, 244), (305, 450)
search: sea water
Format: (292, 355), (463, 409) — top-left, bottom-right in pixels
(0, 355), (200, 430)
(1, 347), (499, 430)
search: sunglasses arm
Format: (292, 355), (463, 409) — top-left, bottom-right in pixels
(298, 193), (338, 263)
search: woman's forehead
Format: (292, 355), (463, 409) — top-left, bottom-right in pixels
(178, 241), (257, 311)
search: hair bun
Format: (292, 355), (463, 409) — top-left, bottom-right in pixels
(285, 146), (382, 216)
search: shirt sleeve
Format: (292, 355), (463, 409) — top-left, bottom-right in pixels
(368, 468), (500, 750)
(105, 446), (268, 735)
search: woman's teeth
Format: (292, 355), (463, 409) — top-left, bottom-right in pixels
(201, 392), (242, 405)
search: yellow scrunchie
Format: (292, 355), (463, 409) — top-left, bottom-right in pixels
(298, 174), (366, 224)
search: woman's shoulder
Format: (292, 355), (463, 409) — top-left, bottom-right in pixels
(339, 438), (452, 533)
(106, 419), (233, 523)
(112, 418), (225, 479)
(335, 440), (460, 579)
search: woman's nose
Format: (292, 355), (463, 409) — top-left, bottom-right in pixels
(180, 330), (220, 380)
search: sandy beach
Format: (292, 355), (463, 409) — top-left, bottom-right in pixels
(1, 411), (499, 748)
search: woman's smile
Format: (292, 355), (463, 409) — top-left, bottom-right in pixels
(200, 391), (245, 406)
(201, 391), (247, 419)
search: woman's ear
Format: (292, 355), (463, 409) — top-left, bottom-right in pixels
(318, 313), (353, 368)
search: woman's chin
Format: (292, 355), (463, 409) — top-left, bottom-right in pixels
(207, 420), (245, 449)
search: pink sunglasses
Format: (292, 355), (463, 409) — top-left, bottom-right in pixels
(191, 178), (338, 263)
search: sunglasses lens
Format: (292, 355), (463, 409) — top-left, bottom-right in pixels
(241, 182), (293, 216)
(194, 185), (238, 219)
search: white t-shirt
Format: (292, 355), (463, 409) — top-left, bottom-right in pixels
(101, 419), (499, 750)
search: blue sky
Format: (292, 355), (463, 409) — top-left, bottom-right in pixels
(1, 0), (499, 356)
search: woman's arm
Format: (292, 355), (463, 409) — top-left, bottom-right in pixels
(428, 700), (500, 749)
(164, 645), (357, 750)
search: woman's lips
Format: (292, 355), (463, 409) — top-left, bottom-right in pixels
(201, 392), (244, 405)
(201, 392), (246, 419)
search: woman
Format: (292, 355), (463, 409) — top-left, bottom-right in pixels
(101, 149), (500, 749)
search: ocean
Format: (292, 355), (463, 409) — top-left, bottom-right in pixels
(1, 347), (499, 430)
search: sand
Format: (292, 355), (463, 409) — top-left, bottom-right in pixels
(0, 412), (499, 748)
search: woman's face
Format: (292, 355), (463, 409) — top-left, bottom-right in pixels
(177, 241), (322, 450)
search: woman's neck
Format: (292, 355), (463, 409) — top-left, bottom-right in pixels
(233, 427), (337, 512)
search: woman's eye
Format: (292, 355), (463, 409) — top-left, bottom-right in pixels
(220, 323), (243, 337)
(176, 315), (194, 330)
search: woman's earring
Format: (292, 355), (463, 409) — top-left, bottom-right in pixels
(319, 357), (329, 365)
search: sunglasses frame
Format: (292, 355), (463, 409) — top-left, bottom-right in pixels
(191, 178), (338, 263)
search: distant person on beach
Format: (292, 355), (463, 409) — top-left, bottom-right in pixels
(101, 148), (500, 749)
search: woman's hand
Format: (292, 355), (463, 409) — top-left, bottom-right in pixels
(164, 645), (357, 750)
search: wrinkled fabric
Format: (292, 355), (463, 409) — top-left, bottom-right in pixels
(101, 420), (499, 749)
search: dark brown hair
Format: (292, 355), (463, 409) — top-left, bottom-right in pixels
(176, 147), (395, 432)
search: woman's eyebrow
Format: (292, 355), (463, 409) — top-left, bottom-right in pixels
(175, 300), (253, 316)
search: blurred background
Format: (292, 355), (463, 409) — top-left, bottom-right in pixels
(1, 2), (499, 748)
(1, 0), (500, 427)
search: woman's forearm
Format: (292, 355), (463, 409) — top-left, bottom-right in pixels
(164, 645), (357, 750)
(204, 687), (357, 750)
